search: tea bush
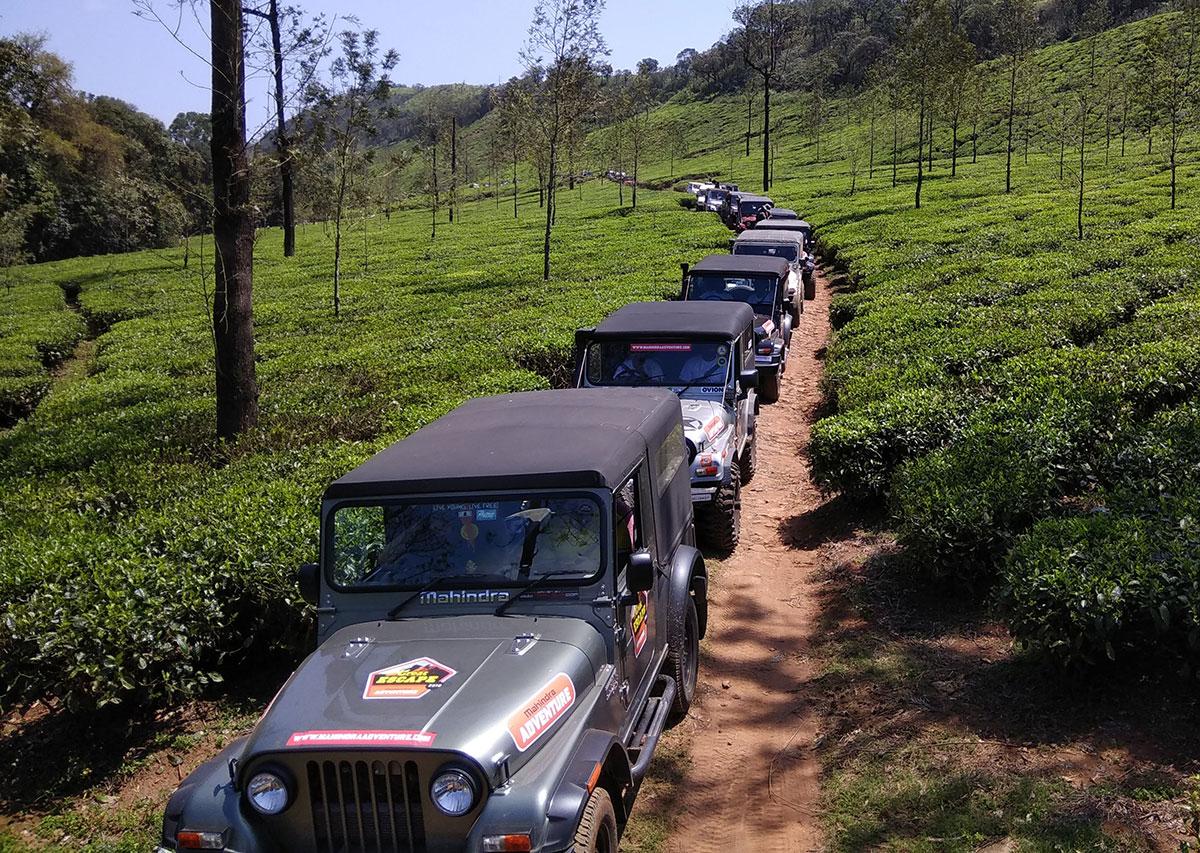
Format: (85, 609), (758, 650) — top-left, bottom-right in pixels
(0, 184), (728, 709)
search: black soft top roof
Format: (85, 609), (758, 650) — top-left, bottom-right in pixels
(325, 388), (680, 498)
(757, 219), (811, 232)
(591, 301), (755, 339)
(735, 229), (805, 250)
(736, 193), (773, 203)
(768, 208), (798, 219)
(690, 253), (790, 278)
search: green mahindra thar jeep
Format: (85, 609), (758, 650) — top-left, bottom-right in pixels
(157, 388), (707, 853)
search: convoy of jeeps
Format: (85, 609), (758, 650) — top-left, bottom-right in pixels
(156, 179), (815, 853)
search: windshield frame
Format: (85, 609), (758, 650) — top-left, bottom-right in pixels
(321, 488), (612, 594)
(583, 337), (736, 392)
(686, 272), (780, 315)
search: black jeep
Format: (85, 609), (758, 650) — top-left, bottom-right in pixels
(680, 255), (793, 402)
(574, 301), (760, 554)
(753, 218), (817, 299)
(156, 389), (707, 853)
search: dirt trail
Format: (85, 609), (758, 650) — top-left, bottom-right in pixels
(665, 270), (833, 853)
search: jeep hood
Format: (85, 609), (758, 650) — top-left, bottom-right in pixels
(681, 398), (732, 454)
(241, 616), (602, 782)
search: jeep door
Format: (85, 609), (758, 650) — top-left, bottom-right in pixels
(735, 332), (757, 450)
(614, 464), (659, 714)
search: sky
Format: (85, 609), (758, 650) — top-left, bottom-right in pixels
(0, 0), (738, 131)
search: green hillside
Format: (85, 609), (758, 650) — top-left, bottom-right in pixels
(636, 11), (1200, 671)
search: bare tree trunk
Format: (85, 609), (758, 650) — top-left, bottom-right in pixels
(268, 0), (295, 257)
(915, 90), (926, 209)
(1005, 62), (1017, 193)
(512, 143), (518, 219)
(1077, 107), (1086, 239)
(761, 72), (771, 190)
(972, 114), (978, 163)
(869, 99), (876, 178)
(449, 116), (456, 223)
(333, 155), (348, 314)
(927, 111), (934, 172)
(632, 143), (638, 209)
(431, 142), (438, 240)
(892, 109), (898, 188)
(543, 142), (556, 281)
(1120, 94), (1128, 156)
(951, 114), (959, 176)
(210, 0), (258, 440)
(746, 89), (752, 157)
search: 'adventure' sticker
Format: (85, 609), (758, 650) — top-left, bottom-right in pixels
(363, 657), (457, 699)
(286, 730), (437, 747)
(507, 672), (576, 752)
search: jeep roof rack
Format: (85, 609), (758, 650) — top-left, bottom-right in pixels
(589, 301), (755, 339)
(690, 254), (790, 277)
(325, 388), (682, 498)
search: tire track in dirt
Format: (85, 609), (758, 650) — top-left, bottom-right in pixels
(665, 268), (834, 853)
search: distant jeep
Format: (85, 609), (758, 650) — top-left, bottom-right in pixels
(681, 255), (793, 403)
(732, 228), (810, 308)
(754, 218), (817, 299)
(574, 301), (761, 554)
(157, 389), (707, 853)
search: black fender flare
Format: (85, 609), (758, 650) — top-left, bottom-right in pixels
(544, 729), (633, 848)
(159, 737), (275, 852)
(668, 544), (708, 638)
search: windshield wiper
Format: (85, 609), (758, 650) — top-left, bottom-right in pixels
(494, 570), (581, 617)
(387, 576), (462, 620)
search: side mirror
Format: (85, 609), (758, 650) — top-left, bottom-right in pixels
(627, 549), (654, 592)
(739, 368), (759, 389)
(298, 562), (320, 605)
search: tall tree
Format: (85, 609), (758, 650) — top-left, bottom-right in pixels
(997, 0), (1039, 194)
(303, 28), (397, 315)
(899, 0), (951, 208)
(241, 1), (327, 258)
(735, 0), (786, 190)
(209, 0), (259, 439)
(519, 0), (607, 281)
(1142, 5), (1200, 209)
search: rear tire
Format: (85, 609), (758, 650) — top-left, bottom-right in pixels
(759, 371), (780, 403)
(698, 461), (740, 555)
(666, 594), (700, 726)
(740, 431), (758, 484)
(574, 788), (618, 853)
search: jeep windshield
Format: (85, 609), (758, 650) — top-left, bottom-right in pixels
(585, 341), (732, 389)
(689, 273), (777, 315)
(734, 243), (799, 263)
(330, 495), (602, 590)
(739, 201), (769, 217)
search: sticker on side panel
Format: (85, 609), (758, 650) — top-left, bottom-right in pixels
(507, 672), (576, 752)
(363, 657), (457, 699)
(632, 592), (649, 657)
(286, 730), (437, 748)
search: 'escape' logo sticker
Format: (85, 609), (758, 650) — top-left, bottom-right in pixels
(363, 657), (456, 699)
(632, 592), (649, 657)
(507, 672), (576, 752)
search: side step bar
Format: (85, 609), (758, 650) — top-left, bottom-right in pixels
(627, 674), (677, 784)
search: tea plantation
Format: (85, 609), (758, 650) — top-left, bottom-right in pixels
(647, 13), (1200, 672)
(0, 186), (729, 711)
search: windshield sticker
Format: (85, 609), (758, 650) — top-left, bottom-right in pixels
(508, 672), (576, 752)
(363, 657), (457, 699)
(420, 589), (510, 605)
(628, 343), (696, 352)
(475, 507), (497, 521)
(286, 729), (437, 748)
(632, 592), (649, 657)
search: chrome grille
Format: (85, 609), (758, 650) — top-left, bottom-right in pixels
(306, 759), (426, 853)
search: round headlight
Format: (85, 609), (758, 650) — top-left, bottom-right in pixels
(247, 771), (290, 815)
(430, 768), (477, 816)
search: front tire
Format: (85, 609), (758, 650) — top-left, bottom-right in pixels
(759, 370), (780, 403)
(740, 430), (758, 484)
(666, 594), (700, 726)
(698, 461), (740, 555)
(574, 788), (618, 853)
